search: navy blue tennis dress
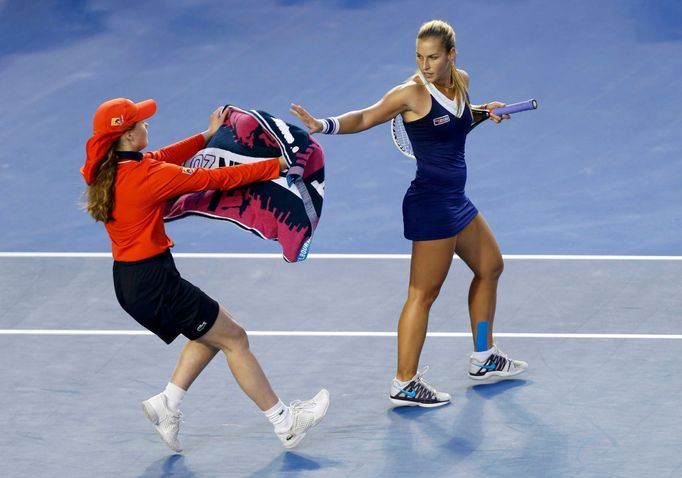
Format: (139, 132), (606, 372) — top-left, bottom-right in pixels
(402, 77), (478, 241)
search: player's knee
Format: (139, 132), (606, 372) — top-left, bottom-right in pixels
(492, 256), (504, 279)
(407, 285), (441, 308)
(226, 323), (249, 351)
(474, 256), (504, 281)
(210, 308), (250, 352)
(479, 257), (504, 280)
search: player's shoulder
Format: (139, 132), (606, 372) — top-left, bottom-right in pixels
(385, 75), (429, 113)
(141, 155), (173, 172)
(405, 72), (425, 87)
(394, 74), (428, 95)
(142, 150), (162, 161)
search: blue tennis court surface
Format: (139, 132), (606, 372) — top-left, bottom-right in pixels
(2, 254), (681, 477)
(1, 0), (681, 476)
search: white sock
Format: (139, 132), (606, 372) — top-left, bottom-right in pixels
(472, 345), (496, 362)
(163, 382), (186, 413)
(264, 399), (293, 433)
(394, 377), (412, 387)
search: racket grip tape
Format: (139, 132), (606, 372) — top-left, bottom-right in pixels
(492, 99), (538, 116)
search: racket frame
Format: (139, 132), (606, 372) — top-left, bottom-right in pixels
(391, 99), (537, 159)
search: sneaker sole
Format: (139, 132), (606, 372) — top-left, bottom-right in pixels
(389, 397), (450, 408)
(141, 401), (183, 452)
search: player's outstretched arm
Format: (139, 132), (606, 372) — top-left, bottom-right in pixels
(290, 83), (415, 135)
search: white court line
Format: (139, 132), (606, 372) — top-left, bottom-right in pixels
(0, 330), (680, 339)
(0, 252), (681, 260)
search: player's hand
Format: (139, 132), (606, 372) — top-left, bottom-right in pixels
(203, 106), (229, 142)
(486, 101), (511, 123)
(289, 103), (323, 134)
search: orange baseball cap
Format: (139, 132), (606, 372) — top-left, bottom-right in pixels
(81, 98), (157, 185)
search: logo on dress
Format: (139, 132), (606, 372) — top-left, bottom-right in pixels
(196, 321), (207, 332)
(433, 115), (450, 126)
(181, 167), (195, 175)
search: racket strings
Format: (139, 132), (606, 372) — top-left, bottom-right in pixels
(391, 115), (414, 158)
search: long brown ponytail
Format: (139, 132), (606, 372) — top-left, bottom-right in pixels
(417, 20), (469, 111)
(84, 147), (118, 222)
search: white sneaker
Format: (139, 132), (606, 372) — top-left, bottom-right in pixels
(142, 393), (183, 452)
(389, 366), (451, 408)
(276, 389), (330, 449)
(468, 344), (528, 383)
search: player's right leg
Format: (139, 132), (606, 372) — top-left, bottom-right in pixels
(390, 237), (456, 408)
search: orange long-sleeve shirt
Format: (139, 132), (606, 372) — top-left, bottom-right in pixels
(105, 133), (280, 261)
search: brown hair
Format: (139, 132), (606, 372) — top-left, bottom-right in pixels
(84, 146), (118, 222)
(417, 20), (469, 110)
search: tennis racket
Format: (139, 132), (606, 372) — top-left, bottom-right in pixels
(391, 98), (538, 159)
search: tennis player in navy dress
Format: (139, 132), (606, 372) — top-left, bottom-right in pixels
(291, 19), (528, 408)
(401, 89), (478, 241)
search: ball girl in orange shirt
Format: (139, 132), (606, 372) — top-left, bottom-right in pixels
(82, 98), (329, 451)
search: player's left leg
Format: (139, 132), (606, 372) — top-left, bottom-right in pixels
(455, 214), (527, 382)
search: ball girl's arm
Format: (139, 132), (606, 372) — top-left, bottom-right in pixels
(147, 107), (229, 165)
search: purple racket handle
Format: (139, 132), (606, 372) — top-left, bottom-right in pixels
(492, 99), (538, 116)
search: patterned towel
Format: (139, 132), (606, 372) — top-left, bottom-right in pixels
(163, 107), (324, 262)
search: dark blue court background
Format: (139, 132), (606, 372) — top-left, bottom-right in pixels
(0, 0), (680, 255)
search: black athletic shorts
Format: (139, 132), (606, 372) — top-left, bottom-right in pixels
(113, 249), (219, 344)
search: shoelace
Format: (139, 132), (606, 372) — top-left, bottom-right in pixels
(473, 346), (508, 364)
(494, 346), (508, 360)
(289, 399), (315, 411)
(414, 366), (439, 396)
(288, 399), (316, 431)
(163, 411), (183, 426)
